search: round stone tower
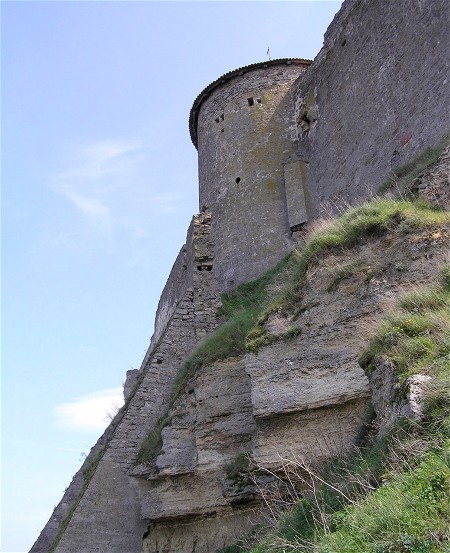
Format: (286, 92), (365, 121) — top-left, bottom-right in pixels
(189, 59), (311, 291)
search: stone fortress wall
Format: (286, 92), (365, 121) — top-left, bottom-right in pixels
(191, 60), (310, 291)
(187, 0), (449, 291)
(31, 0), (449, 551)
(294, 0), (450, 217)
(31, 213), (222, 553)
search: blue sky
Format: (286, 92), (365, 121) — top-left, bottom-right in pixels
(1, 1), (340, 551)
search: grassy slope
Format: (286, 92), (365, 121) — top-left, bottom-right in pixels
(217, 199), (450, 553)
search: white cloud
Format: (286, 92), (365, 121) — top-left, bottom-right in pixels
(48, 139), (144, 233)
(54, 387), (125, 433)
(56, 140), (144, 182)
(44, 138), (192, 258)
(61, 188), (111, 219)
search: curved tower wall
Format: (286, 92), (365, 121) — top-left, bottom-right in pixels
(193, 61), (310, 291)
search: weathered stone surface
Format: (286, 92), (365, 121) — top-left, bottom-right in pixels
(149, 358), (257, 481)
(141, 358), (256, 524)
(253, 400), (369, 469)
(369, 357), (433, 436)
(156, 427), (197, 476)
(294, 0), (450, 216)
(143, 509), (261, 553)
(245, 344), (370, 419)
(141, 471), (229, 520)
(406, 375), (433, 421)
(193, 359), (256, 470)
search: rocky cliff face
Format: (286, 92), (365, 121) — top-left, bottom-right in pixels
(139, 194), (449, 552)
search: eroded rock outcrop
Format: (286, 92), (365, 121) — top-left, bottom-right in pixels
(33, 187), (449, 553)
(368, 357), (434, 437)
(139, 217), (449, 552)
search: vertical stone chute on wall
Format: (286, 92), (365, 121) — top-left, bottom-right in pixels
(283, 159), (311, 238)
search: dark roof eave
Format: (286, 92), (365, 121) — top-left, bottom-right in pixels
(188, 58), (312, 149)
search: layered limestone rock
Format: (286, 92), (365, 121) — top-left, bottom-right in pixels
(368, 357), (433, 436)
(137, 358), (260, 552)
(139, 215), (449, 551)
(142, 510), (261, 553)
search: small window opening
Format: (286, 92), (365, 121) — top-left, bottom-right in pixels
(290, 222), (307, 233)
(221, 128), (224, 133)
(215, 117), (220, 123)
(298, 110), (316, 136)
(220, 113), (224, 121)
(235, 177), (241, 184)
(301, 113), (311, 125)
(256, 98), (262, 104)
(247, 97), (254, 106)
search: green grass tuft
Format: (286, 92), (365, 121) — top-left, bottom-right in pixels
(134, 416), (171, 465)
(439, 263), (450, 292)
(359, 279), (450, 387)
(317, 452), (450, 553)
(224, 453), (251, 482)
